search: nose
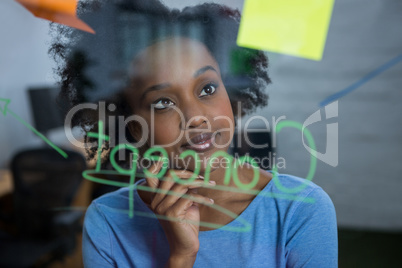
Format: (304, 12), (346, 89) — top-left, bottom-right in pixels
(187, 115), (207, 129)
(180, 102), (208, 130)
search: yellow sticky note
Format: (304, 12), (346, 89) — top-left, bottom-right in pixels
(237, 0), (335, 61)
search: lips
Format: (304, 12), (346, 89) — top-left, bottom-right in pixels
(182, 132), (216, 152)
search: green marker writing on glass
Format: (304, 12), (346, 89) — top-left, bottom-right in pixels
(82, 120), (317, 232)
(0, 98), (68, 159)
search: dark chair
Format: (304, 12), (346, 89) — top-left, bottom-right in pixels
(0, 148), (86, 268)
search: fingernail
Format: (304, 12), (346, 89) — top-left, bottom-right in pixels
(198, 175), (204, 179)
(208, 180), (216, 185)
(209, 198), (214, 204)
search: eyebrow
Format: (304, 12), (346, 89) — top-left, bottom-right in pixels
(193, 65), (218, 78)
(141, 83), (171, 101)
(140, 65), (218, 101)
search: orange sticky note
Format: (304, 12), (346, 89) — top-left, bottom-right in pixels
(15, 0), (95, 34)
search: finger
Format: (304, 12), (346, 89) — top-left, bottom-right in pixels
(153, 172), (214, 198)
(152, 169), (203, 203)
(179, 192), (214, 207)
(155, 184), (211, 213)
(145, 161), (164, 189)
(150, 176), (214, 210)
(188, 188), (198, 194)
(163, 193), (214, 217)
(158, 169), (204, 183)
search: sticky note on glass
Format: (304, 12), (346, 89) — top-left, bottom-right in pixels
(15, 0), (95, 34)
(237, 0), (335, 61)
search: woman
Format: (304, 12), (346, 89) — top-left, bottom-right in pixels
(50, 0), (337, 267)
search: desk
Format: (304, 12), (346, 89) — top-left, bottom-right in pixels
(0, 170), (13, 197)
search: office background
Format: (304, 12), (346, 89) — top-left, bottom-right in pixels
(0, 0), (401, 267)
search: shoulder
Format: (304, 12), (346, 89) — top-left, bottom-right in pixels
(269, 172), (321, 192)
(261, 171), (337, 225)
(267, 172), (332, 203)
(82, 189), (131, 267)
(90, 187), (131, 210)
(84, 187), (131, 233)
(84, 180), (153, 226)
(271, 174), (338, 267)
(83, 185), (143, 234)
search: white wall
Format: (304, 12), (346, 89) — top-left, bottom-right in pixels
(0, 0), (58, 168)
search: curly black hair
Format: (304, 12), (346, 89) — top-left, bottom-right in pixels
(49, 0), (271, 162)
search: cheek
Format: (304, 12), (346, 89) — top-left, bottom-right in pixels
(218, 89), (235, 118)
(212, 99), (235, 143)
(149, 117), (181, 146)
(214, 96), (235, 127)
(151, 117), (184, 168)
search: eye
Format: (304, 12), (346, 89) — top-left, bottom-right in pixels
(199, 83), (217, 97)
(153, 99), (175, 110)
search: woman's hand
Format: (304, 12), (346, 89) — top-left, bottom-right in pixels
(145, 161), (215, 265)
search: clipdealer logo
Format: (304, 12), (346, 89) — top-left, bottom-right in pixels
(63, 101), (338, 168)
(302, 101), (338, 167)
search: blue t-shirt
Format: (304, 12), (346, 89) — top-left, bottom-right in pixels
(82, 173), (338, 267)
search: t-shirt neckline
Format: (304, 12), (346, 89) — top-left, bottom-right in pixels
(199, 171), (274, 234)
(133, 170), (275, 234)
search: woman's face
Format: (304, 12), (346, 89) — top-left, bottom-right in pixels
(126, 37), (234, 172)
